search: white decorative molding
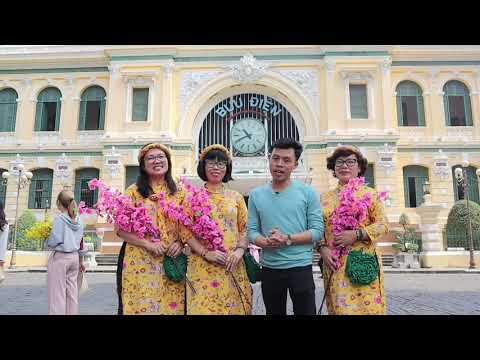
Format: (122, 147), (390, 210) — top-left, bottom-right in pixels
(228, 54), (268, 83)
(433, 149), (450, 181)
(381, 56), (392, 74)
(104, 146), (122, 178)
(163, 60), (175, 75)
(54, 153), (71, 186)
(123, 73), (158, 124)
(412, 152), (421, 164)
(180, 70), (222, 115)
(277, 69), (319, 116)
(340, 71), (375, 120)
(77, 130), (105, 144)
(0, 133), (16, 145)
(445, 126), (474, 141)
(83, 156), (92, 167)
(324, 59), (336, 77)
(377, 143), (396, 175)
(33, 131), (60, 145)
(232, 157), (268, 174)
(108, 64), (120, 79)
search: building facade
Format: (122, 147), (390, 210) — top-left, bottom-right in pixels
(1, 45), (479, 265)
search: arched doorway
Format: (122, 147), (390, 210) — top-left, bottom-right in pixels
(194, 92), (307, 195)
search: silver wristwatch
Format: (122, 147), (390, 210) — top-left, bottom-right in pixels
(286, 234), (292, 246)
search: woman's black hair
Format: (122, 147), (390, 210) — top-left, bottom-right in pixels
(326, 147), (368, 177)
(197, 149), (233, 183)
(0, 200), (8, 232)
(136, 143), (177, 198)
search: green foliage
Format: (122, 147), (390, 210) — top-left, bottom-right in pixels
(25, 219), (53, 250)
(446, 200), (480, 234)
(392, 212), (420, 253)
(15, 210), (38, 251)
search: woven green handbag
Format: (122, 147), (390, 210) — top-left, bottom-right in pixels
(345, 249), (380, 285)
(163, 253), (188, 283)
(243, 251), (261, 284)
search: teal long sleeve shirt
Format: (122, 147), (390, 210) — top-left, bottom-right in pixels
(247, 180), (324, 269)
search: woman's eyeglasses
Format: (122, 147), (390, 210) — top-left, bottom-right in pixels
(145, 155), (167, 162)
(205, 160), (227, 169)
(335, 159), (358, 168)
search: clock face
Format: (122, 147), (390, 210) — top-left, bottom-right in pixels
(231, 118), (266, 155)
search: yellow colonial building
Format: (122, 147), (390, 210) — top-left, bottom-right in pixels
(0, 45), (479, 267)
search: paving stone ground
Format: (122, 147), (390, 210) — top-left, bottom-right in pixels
(1, 272), (479, 315)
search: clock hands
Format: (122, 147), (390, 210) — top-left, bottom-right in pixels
(242, 129), (252, 139)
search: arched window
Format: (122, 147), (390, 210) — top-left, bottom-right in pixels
(28, 169), (53, 209)
(0, 88), (18, 132)
(74, 168), (100, 208)
(79, 86), (106, 130)
(403, 165), (429, 208)
(35, 87), (62, 131)
(443, 80), (473, 126)
(396, 81), (425, 126)
(125, 166), (140, 190)
(0, 168), (7, 205)
(364, 163), (375, 188)
(198, 93), (300, 158)
(452, 165), (479, 204)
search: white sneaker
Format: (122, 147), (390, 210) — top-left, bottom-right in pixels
(0, 267), (5, 284)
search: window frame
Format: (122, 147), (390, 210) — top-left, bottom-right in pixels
(396, 80), (425, 127)
(124, 77), (155, 124)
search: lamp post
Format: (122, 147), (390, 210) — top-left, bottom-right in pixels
(454, 160), (476, 269)
(2, 163), (33, 269)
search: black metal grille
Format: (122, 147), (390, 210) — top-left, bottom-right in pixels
(198, 93), (300, 158)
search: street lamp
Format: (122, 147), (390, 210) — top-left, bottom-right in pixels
(454, 160), (476, 269)
(2, 163), (33, 268)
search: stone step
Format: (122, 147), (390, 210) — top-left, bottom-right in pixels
(95, 254), (119, 266)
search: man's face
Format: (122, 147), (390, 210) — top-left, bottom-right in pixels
(269, 147), (298, 182)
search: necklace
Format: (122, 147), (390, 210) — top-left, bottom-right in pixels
(205, 183), (225, 195)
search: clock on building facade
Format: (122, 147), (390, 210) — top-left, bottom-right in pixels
(198, 93), (300, 159)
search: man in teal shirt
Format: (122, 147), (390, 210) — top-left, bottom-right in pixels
(248, 138), (324, 315)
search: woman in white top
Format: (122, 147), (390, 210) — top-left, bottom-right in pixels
(0, 201), (9, 284)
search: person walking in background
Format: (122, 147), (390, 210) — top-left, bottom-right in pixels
(247, 138), (324, 315)
(46, 191), (85, 315)
(0, 201), (9, 284)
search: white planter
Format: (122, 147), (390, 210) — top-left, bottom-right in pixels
(392, 253), (421, 268)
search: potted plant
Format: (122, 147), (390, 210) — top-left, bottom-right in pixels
(391, 213), (421, 268)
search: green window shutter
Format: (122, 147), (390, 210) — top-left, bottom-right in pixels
(414, 177), (427, 207)
(78, 100), (87, 130)
(99, 99), (106, 130)
(132, 88), (148, 121)
(465, 95), (473, 126)
(467, 167), (480, 204)
(0, 88), (18, 132)
(403, 170), (410, 208)
(417, 95), (425, 126)
(125, 166), (140, 190)
(396, 95), (404, 126)
(34, 101), (43, 131)
(444, 95), (451, 126)
(364, 164), (375, 188)
(74, 168), (99, 207)
(28, 169), (53, 209)
(54, 100), (61, 131)
(350, 84), (368, 118)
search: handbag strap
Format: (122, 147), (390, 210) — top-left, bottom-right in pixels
(317, 265), (334, 315)
(374, 250), (382, 299)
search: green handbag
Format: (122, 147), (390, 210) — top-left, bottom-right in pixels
(163, 253), (188, 283)
(345, 249), (380, 285)
(243, 251), (261, 284)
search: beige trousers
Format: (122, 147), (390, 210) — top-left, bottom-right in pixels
(47, 251), (79, 315)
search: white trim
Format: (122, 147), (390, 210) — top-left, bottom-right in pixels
(101, 242), (122, 247)
(123, 75), (156, 124)
(341, 71), (374, 121)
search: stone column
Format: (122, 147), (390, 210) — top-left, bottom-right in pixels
(162, 60), (175, 136)
(416, 195), (447, 267)
(380, 57), (393, 131)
